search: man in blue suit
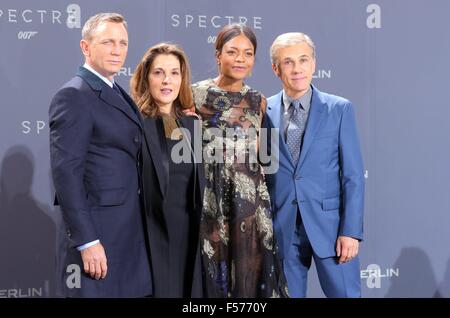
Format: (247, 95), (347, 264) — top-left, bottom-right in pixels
(264, 32), (365, 297)
(49, 13), (152, 297)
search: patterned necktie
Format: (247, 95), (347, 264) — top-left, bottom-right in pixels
(286, 100), (305, 164)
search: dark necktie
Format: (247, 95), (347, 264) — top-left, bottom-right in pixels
(113, 83), (122, 97)
(113, 83), (137, 114)
(286, 100), (305, 164)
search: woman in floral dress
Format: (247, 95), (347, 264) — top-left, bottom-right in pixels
(192, 23), (289, 298)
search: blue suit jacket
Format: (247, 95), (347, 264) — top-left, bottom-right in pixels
(49, 67), (152, 297)
(264, 86), (365, 259)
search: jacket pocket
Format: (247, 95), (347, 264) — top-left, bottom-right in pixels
(322, 196), (340, 211)
(88, 188), (127, 207)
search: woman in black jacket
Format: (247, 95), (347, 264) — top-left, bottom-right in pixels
(130, 43), (204, 297)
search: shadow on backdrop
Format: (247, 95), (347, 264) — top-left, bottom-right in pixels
(0, 146), (56, 297)
(385, 247), (440, 298)
(434, 258), (450, 298)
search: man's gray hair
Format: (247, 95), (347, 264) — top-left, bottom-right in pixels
(270, 32), (316, 65)
(81, 12), (127, 40)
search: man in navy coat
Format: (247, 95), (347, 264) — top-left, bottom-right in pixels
(49, 13), (152, 297)
(264, 32), (365, 297)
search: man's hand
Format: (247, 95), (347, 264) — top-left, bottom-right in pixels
(336, 236), (359, 264)
(80, 242), (107, 280)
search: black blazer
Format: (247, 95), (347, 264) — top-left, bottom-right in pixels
(49, 67), (152, 297)
(141, 115), (205, 297)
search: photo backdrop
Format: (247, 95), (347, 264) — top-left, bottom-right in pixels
(1, 0), (449, 297)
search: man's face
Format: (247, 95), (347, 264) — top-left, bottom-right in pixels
(81, 21), (128, 81)
(272, 43), (316, 99)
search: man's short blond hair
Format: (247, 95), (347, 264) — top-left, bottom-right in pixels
(270, 32), (316, 65)
(81, 12), (127, 41)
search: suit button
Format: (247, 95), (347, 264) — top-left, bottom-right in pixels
(295, 175), (301, 180)
(134, 136), (140, 143)
(66, 229), (72, 238)
(292, 199), (298, 205)
(137, 188), (141, 195)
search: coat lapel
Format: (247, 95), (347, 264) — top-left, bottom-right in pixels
(77, 67), (141, 128)
(142, 117), (169, 197)
(101, 84), (142, 128)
